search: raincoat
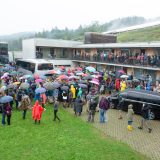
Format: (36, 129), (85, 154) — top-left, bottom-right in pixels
(32, 101), (44, 121)
(70, 85), (76, 99)
(120, 81), (127, 92)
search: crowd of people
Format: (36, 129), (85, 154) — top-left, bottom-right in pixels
(0, 63), (159, 133)
(73, 51), (160, 67)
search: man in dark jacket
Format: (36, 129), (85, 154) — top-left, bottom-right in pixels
(138, 103), (152, 133)
(87, 98), (97, 122)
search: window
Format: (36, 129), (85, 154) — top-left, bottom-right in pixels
(38, 63), (53, 70)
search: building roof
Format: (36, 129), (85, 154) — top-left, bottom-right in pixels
(75, 42), (160, 49)
(103, 20), (160, 34)
(24, 38), (83, 48)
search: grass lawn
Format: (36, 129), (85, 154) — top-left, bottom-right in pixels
(0, 105), (147, 160)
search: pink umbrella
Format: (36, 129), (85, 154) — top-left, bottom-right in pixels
(34, 74), (40, 79)
(118, 70), (125, 74)
(35, 79), (43, 83)
(77, 67), (82, 71)
(89, 80), (99, 85)
(57, 75), (69, 80)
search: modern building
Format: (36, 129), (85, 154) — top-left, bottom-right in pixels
(0, 42), (8, 64)
(22, 37), (160, 80)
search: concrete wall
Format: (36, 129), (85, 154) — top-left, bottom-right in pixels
(22, 39), (35, 59)
(8, 51), (23, 62)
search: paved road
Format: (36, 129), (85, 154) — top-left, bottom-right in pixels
(67, 107), (160, 160)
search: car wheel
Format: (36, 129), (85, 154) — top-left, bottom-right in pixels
(149, 111), (155, 120)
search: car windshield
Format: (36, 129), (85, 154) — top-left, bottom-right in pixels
(38, 63), (53, 70)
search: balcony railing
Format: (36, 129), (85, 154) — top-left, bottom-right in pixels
(71, 55), (160, 68)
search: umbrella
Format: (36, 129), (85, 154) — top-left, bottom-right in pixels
(118, 70), (125, 74)
(77, 67), (82, 71)
(52, 82), (61, 89)
(7, 83), (16, 89)
(35, 87), (46, 94)
(132, 79), (140, 83)
(35, 79), (43, 83)
(76, 72), (84, 76)
(1, 75), (8, 79)
(20, 83), (30, 89)
(68, 81), (75, 86)
(0, 96), (13, 103)
(78, 80), (87, 84)
(61, 86), (69, 91)
(83, 75), (93, 80)
(23, 75), (33, 79)
(43, 82), (54, 90)
(68, 76), (80, 80)
(86, 66), (96, 73)
(109, 73), (115, 77)
(13, 82), (21, 85)
(34, 74), (40, 79)
(10, 71), (18, 75)
(1, 86), (7, 91)
(120, 75), (129, 79)
(57, 75), (69, 80)
(49, 70), (57, 74)
(89, 80), (99, 85)
(78, 84), (87, 88)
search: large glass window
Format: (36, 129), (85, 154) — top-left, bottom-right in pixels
(37, 63), (53, 70)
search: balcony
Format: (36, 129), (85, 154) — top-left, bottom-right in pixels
(71, 55), (160, 71)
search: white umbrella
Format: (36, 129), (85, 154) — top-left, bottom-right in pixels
(120, 75), (129, 78)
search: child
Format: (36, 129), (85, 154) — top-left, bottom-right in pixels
(53, 98), (60, 122)
(127, 104), (134, 131)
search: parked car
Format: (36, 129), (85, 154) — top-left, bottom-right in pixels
(110, 89), (160, 120)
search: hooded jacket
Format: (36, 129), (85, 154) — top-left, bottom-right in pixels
(70, 85), (76, 99)
(32, 100), (44, 120)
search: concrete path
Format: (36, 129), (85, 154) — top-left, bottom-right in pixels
(67, 107), (160, 160)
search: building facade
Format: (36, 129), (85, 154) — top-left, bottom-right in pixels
(0, 42), (8, 64)
(22, 38), (160, 80)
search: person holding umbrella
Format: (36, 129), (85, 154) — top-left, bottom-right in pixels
(0, 95), (13, 126)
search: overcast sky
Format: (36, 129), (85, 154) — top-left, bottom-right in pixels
(0, 0), (159, 35)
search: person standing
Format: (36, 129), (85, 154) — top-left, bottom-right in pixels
(99, 97), (110, 123)
(19, 94), (31, 119)
(138, 103), (152, 133)
(6, 103), (12, 125)
(32, 100), (44, 124)
(87, 98), (97, 122)
(53, 98), (60, 122)
(127, 104), (134, 131)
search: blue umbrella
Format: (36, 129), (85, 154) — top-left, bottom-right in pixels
(35, 87), (46, 94)
(0, 96), (13, 103)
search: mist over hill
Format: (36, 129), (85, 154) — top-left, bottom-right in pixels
(0, 16), (159, 51)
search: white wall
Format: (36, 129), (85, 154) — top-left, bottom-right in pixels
(22, 39), (35, 59)
(8, 51), (23, 62)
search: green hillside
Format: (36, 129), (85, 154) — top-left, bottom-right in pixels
(117, 25), (160, 42)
